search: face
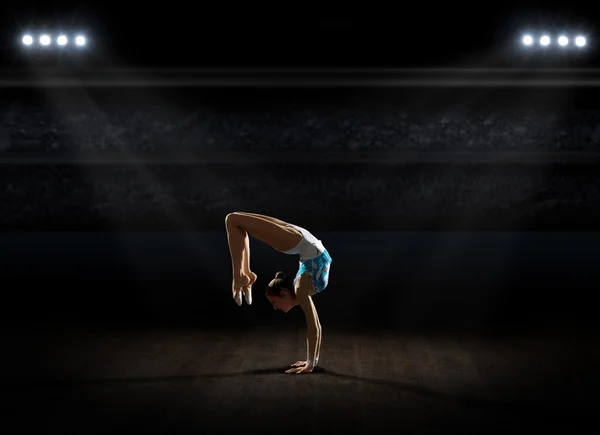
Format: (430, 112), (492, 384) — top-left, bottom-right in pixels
(266, 289), (296, 313)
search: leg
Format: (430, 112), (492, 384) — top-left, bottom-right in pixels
(226, 212), (302, 305)
(242, 232), (251, 276)
(235, 212), (291, 227)
(225, 215), (248, 305)
(241, 231), (257, 305)
(226, 212), (302, 253)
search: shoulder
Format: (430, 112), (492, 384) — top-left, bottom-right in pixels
(295, 272), (315, 300)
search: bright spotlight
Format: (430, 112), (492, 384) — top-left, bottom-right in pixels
(39, 34), (51, 46)
(558, 35), (568, 46)
(75, 35), (86, 46)
(522, 34), (533, 46)
(22, 34), (33, 45)
(540, 35), (550, 46)
(575, 36), (586, 47)
(57, 35), (68, 46)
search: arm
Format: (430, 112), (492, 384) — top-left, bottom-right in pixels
(298, 274), (322, 369)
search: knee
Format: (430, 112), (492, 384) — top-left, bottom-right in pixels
(225, 212), (240, 227)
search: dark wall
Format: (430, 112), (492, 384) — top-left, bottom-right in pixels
(1, 84), (599, 332)
(2, 232), (598, 331)
(2, 86), (600, 155)
(0, 163), (599, 231)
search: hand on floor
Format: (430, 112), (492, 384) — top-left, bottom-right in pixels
(285, 361), (314, 374)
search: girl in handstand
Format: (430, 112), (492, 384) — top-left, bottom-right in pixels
(225, 212), (332, 374)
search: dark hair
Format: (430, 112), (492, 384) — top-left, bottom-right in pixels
(266, 271), (294, 298)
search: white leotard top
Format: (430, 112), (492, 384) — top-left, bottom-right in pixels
(283, 224), (325, 262)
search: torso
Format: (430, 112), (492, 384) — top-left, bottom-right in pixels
(284, 224), (325, 262)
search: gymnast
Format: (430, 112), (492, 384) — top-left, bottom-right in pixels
(225, 212), (332, 374)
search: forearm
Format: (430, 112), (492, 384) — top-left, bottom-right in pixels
(315, 322), (322, 363)
(306, 324), (322, 366)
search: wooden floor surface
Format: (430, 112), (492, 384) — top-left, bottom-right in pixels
(1, 325), (598, 434)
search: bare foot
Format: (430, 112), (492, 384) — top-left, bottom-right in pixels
(242, 271), (257, 305)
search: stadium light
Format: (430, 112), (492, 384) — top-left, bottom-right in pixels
(519, 31), (589, 50)
(39, 34), (51, 46)
(20, 31), (88, 50)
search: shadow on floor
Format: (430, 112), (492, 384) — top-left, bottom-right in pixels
(3, 365), (580, 418)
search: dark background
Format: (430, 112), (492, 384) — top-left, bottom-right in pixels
(0, 2), (599, 68)
(1, 3), (600, 434)
(0, 2), (598, 331)
(3, 231), (599, 333)
(1, 84), (599, 333)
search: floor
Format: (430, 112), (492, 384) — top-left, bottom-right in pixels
(2, 325), (598, 434)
